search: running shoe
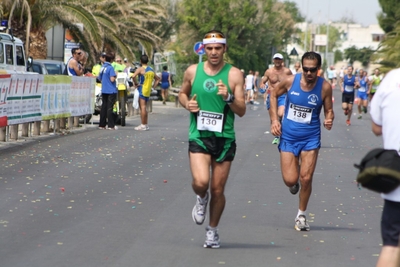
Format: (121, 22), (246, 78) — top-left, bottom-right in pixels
(192, 192), (208, 225)
(108, 126), (118, 130)
(204, 226), (220, 248)
(272, 137), (280, 145)
(346, 120), (351, 126)
(295, 215), (310, 231)
(289, 181), (300, 195)
(134, 124), (149, 131)
(357, 115), (362, 119)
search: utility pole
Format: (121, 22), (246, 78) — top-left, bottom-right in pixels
(325, 2), (330, 67)
(303, 0), (309, 52)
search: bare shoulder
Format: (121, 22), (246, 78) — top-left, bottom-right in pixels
(228, 66), (244, 82)
(284, 74), (295, 84)
(183, 64), (198, 79)
(284, 67), (293, 75)
(264, 68), (272, 77)
(321, 79), (333, 96)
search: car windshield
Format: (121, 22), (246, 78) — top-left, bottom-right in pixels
(44, 63), (63, 74)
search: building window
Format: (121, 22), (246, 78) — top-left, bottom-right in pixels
(372, 34), (385, 42)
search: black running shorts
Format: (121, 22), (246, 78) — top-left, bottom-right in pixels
(189, 137), (236, 162)
(342, 93), (354, 104)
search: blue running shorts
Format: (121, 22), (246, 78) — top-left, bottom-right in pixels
(278, 138), (321, 157)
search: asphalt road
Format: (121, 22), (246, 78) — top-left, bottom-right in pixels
(0, 87), (384, 267)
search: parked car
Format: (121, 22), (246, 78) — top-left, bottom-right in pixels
(27, 59), (65, 75)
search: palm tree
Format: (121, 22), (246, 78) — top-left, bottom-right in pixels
(1, 0), (166, 64)
(373, 24), (400, 72)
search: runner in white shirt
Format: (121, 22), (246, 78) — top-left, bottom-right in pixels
(245, 70), (255, 104)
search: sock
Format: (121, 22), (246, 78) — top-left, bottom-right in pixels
(297, 209), (306, 218)
(207, 226), (217, 231)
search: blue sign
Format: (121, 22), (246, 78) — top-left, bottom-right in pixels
(193, 42), (205, 55)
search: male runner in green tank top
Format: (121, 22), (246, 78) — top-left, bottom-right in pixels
(179, 30), (246, 249)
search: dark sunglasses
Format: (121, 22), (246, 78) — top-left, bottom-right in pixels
(302, 67), (318, 73)
(75, 52), (82, 55)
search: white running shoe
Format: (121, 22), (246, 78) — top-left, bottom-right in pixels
(204, 227), (220, 248)
(295, 215), (310, 231)
(192, 192), (208, 225)
(134, 124), (149, 131)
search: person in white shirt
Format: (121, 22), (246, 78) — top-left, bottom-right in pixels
(326, 65), (336, 88)
(370, 68), (400, 267)
(245, 70), (255, 104)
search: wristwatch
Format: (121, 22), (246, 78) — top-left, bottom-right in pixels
(224, 93), (235, 104)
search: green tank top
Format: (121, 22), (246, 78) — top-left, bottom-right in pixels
(189, 62), (235, 140)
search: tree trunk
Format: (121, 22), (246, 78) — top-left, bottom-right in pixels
(28, 28), (47, 59)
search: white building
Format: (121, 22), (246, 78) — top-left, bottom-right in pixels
(287, 22), (385, 69)
(332, 23), (384, 52)
(290, 22), (384, 55)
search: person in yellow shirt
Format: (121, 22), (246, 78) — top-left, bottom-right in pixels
(112, 56), (125, 73)
(131, 55), (160, 131)
(92, 53), (106, 82)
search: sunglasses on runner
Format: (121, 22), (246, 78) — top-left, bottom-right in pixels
(203, 32), (225, 39)
(75, 52), (82, 55)
(302, 67), (318, 73)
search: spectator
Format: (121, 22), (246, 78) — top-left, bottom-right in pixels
(65, 47), (84, 76)
(160, 66), (172, 105)
(98, 53), (118, 130)
(370, 68), (400, 267)
(131, 55), (160, 131)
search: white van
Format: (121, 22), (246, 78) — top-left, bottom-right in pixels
(0, 32), (27, 73)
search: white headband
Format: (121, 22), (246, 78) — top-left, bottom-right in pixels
(203, 38), (226, 44)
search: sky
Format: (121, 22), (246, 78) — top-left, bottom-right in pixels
(291, 0), (382, 26)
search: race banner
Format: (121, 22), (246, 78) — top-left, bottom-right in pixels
(0, 74), (11, 127)
(41, 75), (71, 120)
(0, 73), (94, 125)
(69, 76), (95, 117)
(7, 74), (43, 125)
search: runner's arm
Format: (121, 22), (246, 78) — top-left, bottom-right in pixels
(261, 69), (269, 87)
(131, 67), (143, 86)
(226, 67), (246, 117)
(269, 77), (291, 122)
(178, 65), (199, 113)
(322, 81), (334, 130)
(153, 73), (161, 88)
(71, 60), (84, 76)
(372, 121), (382, 136)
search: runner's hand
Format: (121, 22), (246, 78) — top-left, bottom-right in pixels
(186, 94), (199, 113)
(323, 119), (333, 130)
(216, 79), (229, 100)
(271, 120), (281, 136)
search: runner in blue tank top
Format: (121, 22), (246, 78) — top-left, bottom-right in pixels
(356, 69), (368, 119)
(66, 48), (84, 76)
(269, 52), (334, 232)
(160, 66), (171, 104)
(340, 66), (358, 126)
